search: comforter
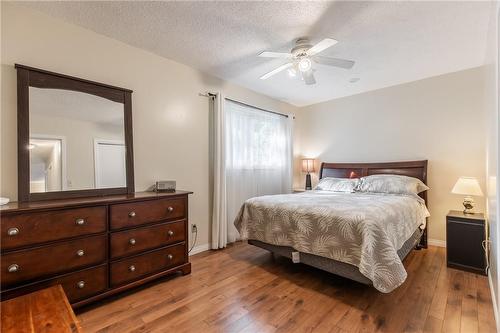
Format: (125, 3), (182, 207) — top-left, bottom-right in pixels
(234, 191), (430, 293)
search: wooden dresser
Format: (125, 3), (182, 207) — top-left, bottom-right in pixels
(0, 191), (192, 308)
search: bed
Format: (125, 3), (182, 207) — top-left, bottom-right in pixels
(234, 160), (429, 293)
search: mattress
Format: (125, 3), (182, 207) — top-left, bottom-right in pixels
(234, 190), (430, 292)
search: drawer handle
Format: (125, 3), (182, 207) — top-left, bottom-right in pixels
(167, 254), (173, 260)
(76, 249), (85, 257)
(8, 264), (19, 273)
(167, 206), (174, 213)
(167, 230), (174, 237)
(129, 238), (136, 245)
(129, 265), (136, 272)
(75, 218), (85, 226)
(7, 228), (19, 236)
(77, 281), (85, 289)
(129, 211), (136, 218)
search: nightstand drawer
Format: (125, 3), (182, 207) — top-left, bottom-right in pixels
(446, 211), (486, 275)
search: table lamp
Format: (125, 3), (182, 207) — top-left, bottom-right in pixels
(451, 177), (483, 214)
(302, 159), (315, 190)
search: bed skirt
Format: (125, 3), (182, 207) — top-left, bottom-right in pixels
(248, 227), (424, 285)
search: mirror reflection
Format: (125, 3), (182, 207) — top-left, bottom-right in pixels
(29, 87), (126, 193)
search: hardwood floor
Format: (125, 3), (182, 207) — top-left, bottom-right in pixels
(76, 242), (496, 333)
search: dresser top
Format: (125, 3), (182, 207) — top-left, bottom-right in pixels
(447, 210), (485, 221)
(0, 191), (193, 214)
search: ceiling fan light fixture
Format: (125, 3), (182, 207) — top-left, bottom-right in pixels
(298, 58), (312, 72)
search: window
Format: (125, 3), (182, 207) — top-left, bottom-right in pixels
(224, 99), (293, 242)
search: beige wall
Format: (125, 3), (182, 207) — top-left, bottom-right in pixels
(295, 67), (488, 243)
(0, 3), (298, 251)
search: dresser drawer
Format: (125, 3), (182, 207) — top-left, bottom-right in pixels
(54, 265), (108, 303)
(1, 206), (106, 250)
(110, 197), (186, 230)
(110, 243), (186, 287)
(2, 265), (108, 304)
(1, 235), (107, 287)
(110, 220), (186, 259)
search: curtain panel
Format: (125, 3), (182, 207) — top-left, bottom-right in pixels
(211, 96), (293, 249)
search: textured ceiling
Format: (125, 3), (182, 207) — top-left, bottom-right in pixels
(23, 1), (493, 106)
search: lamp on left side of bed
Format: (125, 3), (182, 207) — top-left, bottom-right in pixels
(302, 158), (315, 190)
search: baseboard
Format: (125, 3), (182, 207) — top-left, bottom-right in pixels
(188, 243), (210, 256)
(488, 273), (500, 332)
(428, 238), (446, 247)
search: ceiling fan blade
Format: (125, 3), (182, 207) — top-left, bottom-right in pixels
(258, 51), (293, 58)
(301, 70), (316, 85)
(259, 62), (293, 80)
(314, 56), (355, 69)
(306, 38), (338, 56)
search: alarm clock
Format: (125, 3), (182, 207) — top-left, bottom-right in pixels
(154, 180), (176, 192)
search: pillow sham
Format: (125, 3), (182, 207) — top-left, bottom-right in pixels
(315, 177), (359, 193)
(357, 174), (429, 195)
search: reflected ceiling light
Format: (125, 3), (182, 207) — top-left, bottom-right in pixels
(28, 144), (36, 150)
(298, 58), (312, 72)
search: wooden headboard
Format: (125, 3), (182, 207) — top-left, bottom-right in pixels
(319, 160), (428, 200)
(319, 160), (428, 184)
(320, 160), (429, 248)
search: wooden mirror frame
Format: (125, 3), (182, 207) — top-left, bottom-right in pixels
(16, 64), (135, 202)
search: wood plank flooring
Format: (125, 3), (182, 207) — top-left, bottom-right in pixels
(76, 242), (496, 333)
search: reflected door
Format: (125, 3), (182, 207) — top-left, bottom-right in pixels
(94, 140), (126, 188)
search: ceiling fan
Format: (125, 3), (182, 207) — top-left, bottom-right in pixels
(258, 38), (355, 85)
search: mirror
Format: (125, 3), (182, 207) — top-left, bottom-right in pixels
(16, 64), (134, 201)
(29, 88), (126, 192)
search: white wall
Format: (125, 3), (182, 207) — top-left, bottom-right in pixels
(485, 2), (500, 328)
(295, 67), (487, 243)
(0, 3), (298, 251)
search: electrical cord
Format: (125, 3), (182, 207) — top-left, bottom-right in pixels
(188, 227), (198, 254)
(483, 239), (491, 275)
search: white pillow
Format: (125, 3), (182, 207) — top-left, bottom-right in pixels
(315, 177), (359, 193)
(358, 174), (429, 195)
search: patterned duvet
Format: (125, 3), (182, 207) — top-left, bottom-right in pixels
(234, 191), (430, 293)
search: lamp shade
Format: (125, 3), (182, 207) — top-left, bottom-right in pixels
(302, 159), (315, 173)
(451, 177), (483, 196)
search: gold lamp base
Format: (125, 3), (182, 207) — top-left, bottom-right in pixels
(463, 196), (475, 214)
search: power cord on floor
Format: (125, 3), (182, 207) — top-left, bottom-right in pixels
(483, 239), (491, 275)
(188, 225), (198, 254)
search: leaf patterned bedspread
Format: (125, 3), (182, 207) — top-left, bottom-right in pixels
(233, 191), (430, 293)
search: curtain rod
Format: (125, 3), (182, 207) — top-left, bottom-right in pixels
(199, 92), (294, 119)
(225, 97), (291, 119)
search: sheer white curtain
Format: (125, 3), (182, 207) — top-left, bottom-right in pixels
(225, 99), (293, 243)
(212, 96), (293, 248)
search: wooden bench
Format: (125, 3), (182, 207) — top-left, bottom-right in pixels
(1, 285), (82, 333)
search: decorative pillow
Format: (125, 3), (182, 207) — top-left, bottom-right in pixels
(357, 174), (429, 195)
(315, 177), (359, 193)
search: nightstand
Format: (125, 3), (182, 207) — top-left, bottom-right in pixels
(446, 210), (486, 275)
